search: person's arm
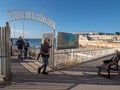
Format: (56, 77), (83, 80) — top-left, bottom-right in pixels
(111, 54), (118, 61)
(16, 40), (19, 45)
(110, 56), (114, 60)
(40, 50), (49, 55)
(27, 43), (30, 47)
(23, 40), (25, 45)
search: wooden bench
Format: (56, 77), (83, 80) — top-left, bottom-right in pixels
(97, 57), (120, 79)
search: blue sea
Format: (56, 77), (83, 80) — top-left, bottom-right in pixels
(12, 38), (41, 46)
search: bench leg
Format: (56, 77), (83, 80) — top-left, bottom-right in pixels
(98, 68), (101, 75)
(116, 63), (119, 71)
(108, 69), (110, 79)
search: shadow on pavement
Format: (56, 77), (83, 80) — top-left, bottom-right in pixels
(1, 55), (120, 90)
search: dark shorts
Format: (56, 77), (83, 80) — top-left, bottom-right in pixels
(103, 59), (112, 64)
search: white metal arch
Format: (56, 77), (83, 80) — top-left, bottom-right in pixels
(6, 10), (55, 30)
(6, 10), (55, 69)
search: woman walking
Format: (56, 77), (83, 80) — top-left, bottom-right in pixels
(38, 38), (52, 74)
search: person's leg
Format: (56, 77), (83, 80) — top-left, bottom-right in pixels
(42, 56), (48, 74)
(103, 59), (112, 64)
(26, 49), (28, 58)
(38, 64), (45, 74)
(24, 49), (27, 58)
(24, 49), (26, 58)
(38, 56), (45, 74)
(18, 49), (20, 59)
(20, 49), (23, 60)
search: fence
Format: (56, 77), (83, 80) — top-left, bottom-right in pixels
(29, 46), (120, 69)
(29, 46), (41, 59)
(54, 48), (120, 69)
(0, 22), (11, 81)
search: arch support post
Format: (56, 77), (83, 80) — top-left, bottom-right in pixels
(51, 29), (55, 71)
(0, 22), (11, 81)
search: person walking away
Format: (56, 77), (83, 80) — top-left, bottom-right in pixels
(38, 38), (52, 75)
(24, 40), (30, 59)
(16, 36), (24, 60)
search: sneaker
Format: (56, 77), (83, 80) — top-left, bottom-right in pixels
(38, 68), (41, 74)
(42, 72), (48, 75)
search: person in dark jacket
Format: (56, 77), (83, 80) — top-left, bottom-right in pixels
(103, 49), (120, 64)
(24, 40), (30, 59)
(38, 38), (52, 74)
(16, 36), (24, 60)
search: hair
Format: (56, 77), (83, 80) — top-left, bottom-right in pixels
(18, 36), (22, 40)
(41, 38), (49, 44)
(114, 49), (119, 54)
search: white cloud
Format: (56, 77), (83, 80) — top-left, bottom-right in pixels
(11, 28), (23, 38)
(11, 28), (41, 38)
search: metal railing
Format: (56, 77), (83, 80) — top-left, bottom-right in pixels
(29, 46), (120, 69)
(29, 46), (41, 59)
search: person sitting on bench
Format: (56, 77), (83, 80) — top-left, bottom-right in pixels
(96, 49), (120, 79)
(103, 49), (120, 65)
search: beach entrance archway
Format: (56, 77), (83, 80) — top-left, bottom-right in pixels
(6, 10), (55, 30)
(6, 10), (55, 69)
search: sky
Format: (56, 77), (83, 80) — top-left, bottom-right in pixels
(0, 0), (120, 38)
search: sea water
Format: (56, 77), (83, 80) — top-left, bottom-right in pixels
(11, 38), (41, 46)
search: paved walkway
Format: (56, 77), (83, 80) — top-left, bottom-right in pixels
(0, 55), (120, 90)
